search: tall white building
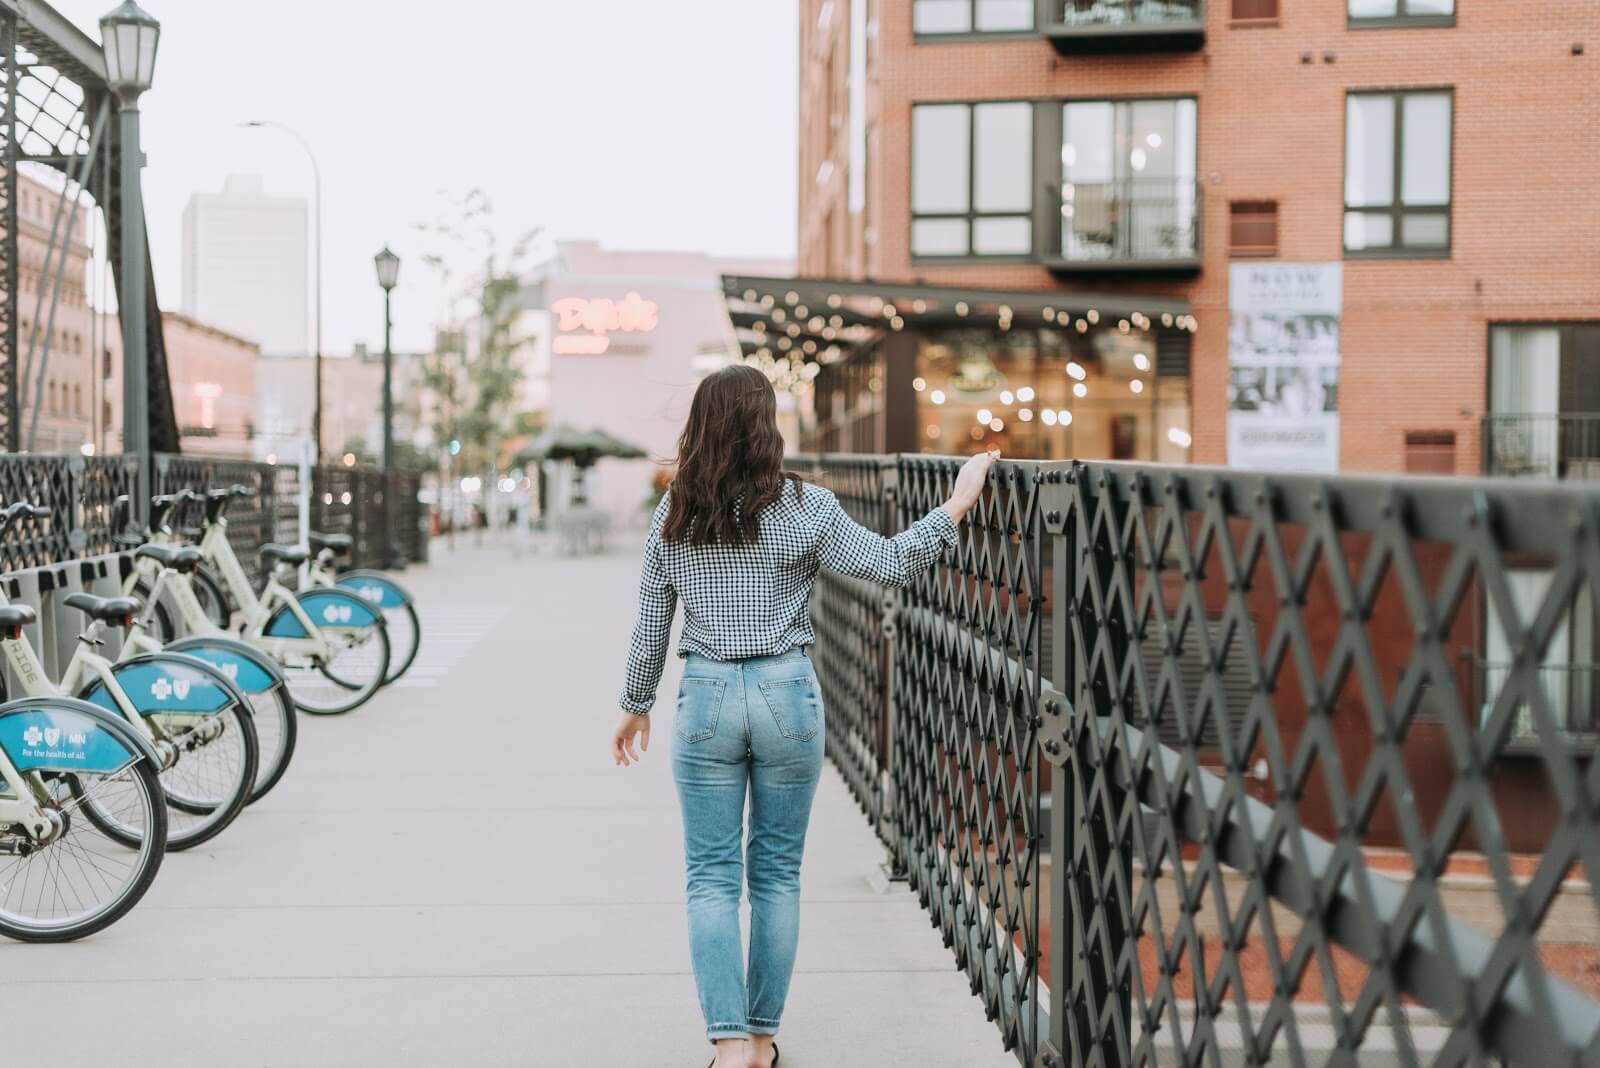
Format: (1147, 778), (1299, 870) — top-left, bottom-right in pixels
(180, 174), (308, 355)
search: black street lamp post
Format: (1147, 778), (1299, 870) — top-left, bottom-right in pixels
(374, 245), (400, 566)
(99, 0), (159, 526)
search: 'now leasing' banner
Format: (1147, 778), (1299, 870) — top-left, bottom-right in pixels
(1226, 263), (1343, 473)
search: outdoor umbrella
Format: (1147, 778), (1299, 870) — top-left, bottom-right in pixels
(513, 424), (649, 506)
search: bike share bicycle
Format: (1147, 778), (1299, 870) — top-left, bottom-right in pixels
(0, 502), (258, 855)
(302, 530), (421, 685)
(129, 487), (390, 715)
(117, 493), (296, 801)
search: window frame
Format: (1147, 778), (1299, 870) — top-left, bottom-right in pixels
(1348, 0), (1456, 30)
(1342, 87), (1454, 260)
(1046, 94), (1203, 268)
(909, 99), (1038, 265)
(912, 0), (1041, 41)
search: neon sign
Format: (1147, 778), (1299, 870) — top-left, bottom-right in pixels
(551, 291), (658, 355)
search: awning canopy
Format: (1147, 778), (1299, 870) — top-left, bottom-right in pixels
(719, 273), (1197, 376)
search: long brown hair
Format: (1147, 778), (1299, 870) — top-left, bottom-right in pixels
(662, 364), (799, 547)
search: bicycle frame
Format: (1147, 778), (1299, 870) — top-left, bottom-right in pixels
(191, 522), (337, 662)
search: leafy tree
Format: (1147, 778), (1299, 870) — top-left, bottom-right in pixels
(413, 190), (542, 479)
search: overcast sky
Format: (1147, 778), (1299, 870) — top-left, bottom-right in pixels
(50, 0), (799, 355)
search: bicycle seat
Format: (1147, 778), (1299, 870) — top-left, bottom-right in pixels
(260, 543), (309, 568)
(0, 604), (37, 634)
(135, 543), (204, 573)
(309, 532), (352, 556)
(63, 593), (140, 626)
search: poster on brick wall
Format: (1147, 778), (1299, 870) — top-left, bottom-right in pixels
(1226, 262), (1343, 473)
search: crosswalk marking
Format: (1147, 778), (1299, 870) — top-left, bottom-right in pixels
(384, 605), (507, 689)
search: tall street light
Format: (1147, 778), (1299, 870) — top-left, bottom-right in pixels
(100, 0), (159, 526)
(241, 119), (323, 458)
(374, 245), (400, 566)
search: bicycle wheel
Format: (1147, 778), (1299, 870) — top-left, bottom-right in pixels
(162, 638), (297, 806)
(132, 579), (178, 644)
(282, 624), (391, 715)
(76, 659), (259, 852)
(0, 762), (167, 942)
(242, 683), (295, 803)
(192, 564), (231, 628)
(380, 601), (421, 684)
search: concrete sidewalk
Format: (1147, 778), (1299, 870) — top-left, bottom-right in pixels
(0, 540), (1015, 1067)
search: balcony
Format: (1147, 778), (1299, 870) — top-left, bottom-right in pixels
(1044, 0), (1206, 53)
(1481, 412), (1600, 479)
(1045, 178), (1202, 275)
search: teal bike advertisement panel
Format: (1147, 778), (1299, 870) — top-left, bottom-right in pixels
(165, 636), (283, 694)
(0, 698), (153, 774)
(335, 570), (411, 609)
(82, 654), (244, 718)
(265, 588), (383, 638)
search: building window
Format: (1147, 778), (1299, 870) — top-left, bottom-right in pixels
(1228, 201), (1278, 257)
(914, 0), (1035, 35)
(1231, 0), (1279, 20)
(1349, 0), (1455, 27)
(1485, 324), (1600, 479)
(1059, 97), (1198, 264)
(1344, 89), (1452, 256)
(912, 101), (1033, 258)
(1482, 570), (1596, 745)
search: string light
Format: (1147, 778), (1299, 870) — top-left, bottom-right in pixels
(1058, 410), (1074, 426)
(1041, 409), (1058, 426)
(883, 303), (897, 318)
(989, 418), (1004, 432)
(1073, 382), (1088, 398)
(1161, 313), (1174, 327)
(1018, 408), (1033, 422)
(913, 376), (927, 392)
(930, 389), (946, 405)
(784, 291), (799, 304)
(1133, 352), (1150, 372)
(955, 301), (969, 316)
(1066, 361), (1087, 380)
(1167, 427), (1193, 448)
(829, 314), (843, 328)
(827, 294), (843, 308)
(1018, 386), (1035, 402)
(1043, 307), (1055, 322)
(890, 316), (905, 330)
(794, 305), (808, 318)
(1087, 309), (1099, 324)
(1118, 319), (1130, 332)
(772, 308), (787, 323)
(1130, 379), (1145, 394)
(976, 408), (993, 424)
(999, 390), (1014, 405)
(1076, 319), (1089, 333)
(913, 299), (928, 313)
(743, 289), (757, 302)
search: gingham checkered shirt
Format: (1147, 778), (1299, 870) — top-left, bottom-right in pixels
(619, 482), (959, 714)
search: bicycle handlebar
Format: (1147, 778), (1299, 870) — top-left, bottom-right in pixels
(0, 501), (50, 538)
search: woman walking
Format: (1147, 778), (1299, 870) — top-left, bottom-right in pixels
(612, 364), (997, 1068)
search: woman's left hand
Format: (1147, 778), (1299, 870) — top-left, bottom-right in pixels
(612, 712), (650, 766)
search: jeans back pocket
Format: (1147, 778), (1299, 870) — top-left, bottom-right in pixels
(675, 678), (725, 743)
(758, 676), (821, 742)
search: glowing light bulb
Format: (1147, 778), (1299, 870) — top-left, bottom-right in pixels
(976, 408), (993, 424)
(1130, 379), (1145, 394)
(1073, 382), (1088, 398)
(999, 390), (1014, 405)
(1167, 427), (1193, 448)
(1041, 409), (1058, 426)
(1066, 362), (1087, 381)
(1133, 352), (1150, 372)
(1059, 410), (1074, 426)
(989, 418), (1004, 432)
(913, 376), (927, 392)
(1017, 386), (1035, 402)
(1018, 408), (1033, 422)
(930, 389), (946, 405)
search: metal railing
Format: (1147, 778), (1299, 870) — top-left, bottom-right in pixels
(1482, 412), (1600, 479)
(0, 453), (427, 580)
(1060, 0), (1203, 26)
(790, 452), (1600, 1067)
(1057, 179), (1202, 266)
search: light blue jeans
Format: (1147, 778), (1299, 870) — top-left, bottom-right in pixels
(671, 648), (825, 1042)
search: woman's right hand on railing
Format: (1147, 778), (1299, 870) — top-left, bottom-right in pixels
(942, 449), (1000, 523)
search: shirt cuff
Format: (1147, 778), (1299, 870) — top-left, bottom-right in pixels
(919, 506), (960, 548)
(618, 692), (654, 715)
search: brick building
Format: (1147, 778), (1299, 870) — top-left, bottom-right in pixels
(729, 0), (1599, 477)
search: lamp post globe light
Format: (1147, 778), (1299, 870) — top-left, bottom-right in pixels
(100, 0), (159, 526)
(374, 246), (400, 566)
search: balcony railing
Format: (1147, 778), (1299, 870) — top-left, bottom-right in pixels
(1482, 412), (1600, 478)
(1049, 178), (1202, 273)
(1046, 0), (1206, 52)
(788, 451), (1600, 1066)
